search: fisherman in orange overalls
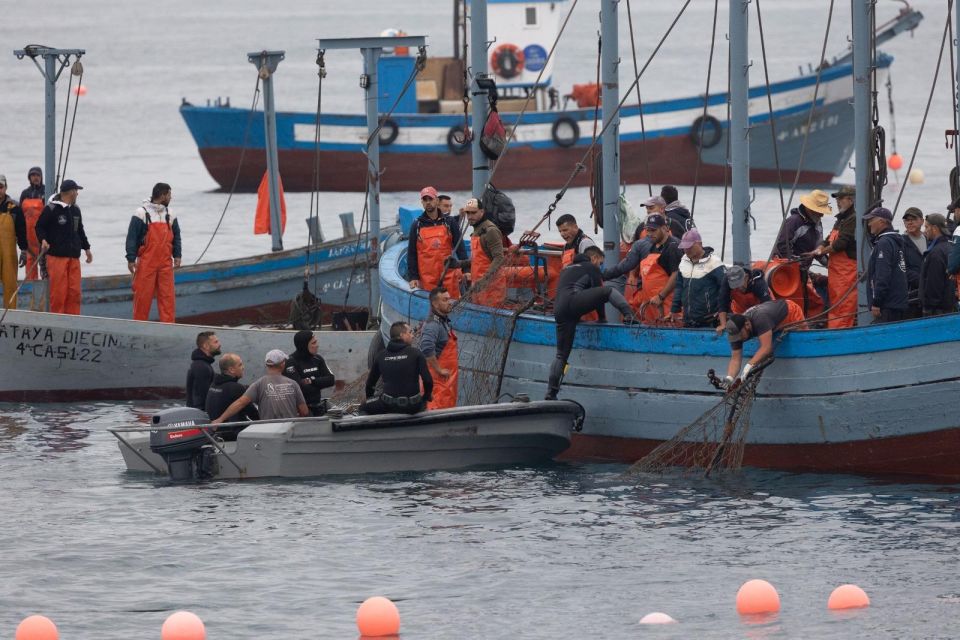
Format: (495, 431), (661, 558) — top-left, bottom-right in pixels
(809, 185), (858, 328)
(446, 198), (507, 307)
(0, 175), (25, 309)
(406, 186), (467, 298)
(126, 183), (181, 322)
(17, 167), (46, 310)
(625, 213), (683, 321)
(34, 180), (92, 315)
(418, 287), (459, 410)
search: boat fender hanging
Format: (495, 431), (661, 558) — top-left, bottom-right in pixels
(446, 125), (471, 155)
(378, 118), (399, 146)
(689, 114), (722, 149)
(551, 117), (580, 148)
(490, 44), (524, 80)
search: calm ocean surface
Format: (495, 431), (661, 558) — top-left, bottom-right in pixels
(4, 0), (960, 637)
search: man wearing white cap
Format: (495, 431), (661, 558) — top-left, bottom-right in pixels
(212, 349), (309, 423)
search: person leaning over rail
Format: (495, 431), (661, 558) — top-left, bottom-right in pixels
(919, 214), (957, 317)
(446, 198), (506, 307)
(722, 299), (805, 389)
(186, 331), (221, 409)
(418, 288), (458, 410)
(0, 175), (26, 309)
(363, 321), (433, 415)
(716, 265), (772, 336)
(126, 182), (181, 323)
(899, 207), (925, 319)
(212, 349), (309, 424)
(864, 207), (909, 324)
(34, 179), (92, 315)
(668, 229), (725, 329)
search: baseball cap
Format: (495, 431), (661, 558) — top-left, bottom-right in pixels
(463, 197), (481, 211)
(265, 349), (288, 366)
(643, 195), (667, 208)
(59, 179), (83, 192)
(831, 185), (855, 198)
(725, 265), (747, 289)
(678, 228), (702, 250)
(0, 175), (6, 187)
(862, 207), (893, 222)
(419, 186), (438, 200)
(901, 207), (923, 220)
(644, 213), (668, 229)
(925, 213), (950, 236)
(726, 314), (747, 337)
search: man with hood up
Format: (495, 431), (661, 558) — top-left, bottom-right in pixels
(19, 166), (45, 285)
(126, 182), (181, 322)
(283, 329), (336, 415)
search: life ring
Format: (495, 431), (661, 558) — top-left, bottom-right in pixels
(446, 126), (471, 155)
(490, 44), (524, 80)
(689, 114), (722, 149)
(378, 118), (399, 146)
(551, 116), (580, 148)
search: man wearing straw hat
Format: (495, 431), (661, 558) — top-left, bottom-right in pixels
(809, 185), (858, 328)
(774, 189), (831, 315)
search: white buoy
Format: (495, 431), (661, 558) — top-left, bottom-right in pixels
(908, 168), (925, 184)
(639, 612), (677, 624)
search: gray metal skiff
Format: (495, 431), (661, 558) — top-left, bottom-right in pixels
(110, 400), (583, 479)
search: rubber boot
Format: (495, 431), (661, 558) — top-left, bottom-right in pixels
(545, 356), (565, 400)
(609, 288), (639, 324)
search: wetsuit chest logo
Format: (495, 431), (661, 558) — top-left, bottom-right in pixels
(57, 214), (67, 225)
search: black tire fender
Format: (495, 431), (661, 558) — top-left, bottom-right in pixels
(689, 114), (722, 149)
(551, 116), (580, 148)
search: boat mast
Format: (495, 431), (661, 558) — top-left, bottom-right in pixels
(248, 50), (286, 252)
(316, 35), (427, 318)
(600, 0), (621, 282)
(852, 0), (872, 321)
(729, 0), (751, 264)
(13, 46), (85, 194)
(470, 0), (490, 196)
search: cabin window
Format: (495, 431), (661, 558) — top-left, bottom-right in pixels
(526, 6), (538, 26)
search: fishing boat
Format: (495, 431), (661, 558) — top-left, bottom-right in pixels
(0, 309), (375, 402)
(110, 400), (583, 479)
(180, 1), (921, 193)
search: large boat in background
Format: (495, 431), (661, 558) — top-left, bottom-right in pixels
(180, 0), (921, 192)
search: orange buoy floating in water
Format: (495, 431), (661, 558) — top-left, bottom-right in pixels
(356, 596), (401, 637)
(161, 611), (206, 640)
(639, 612), (677, 624)
(828, 584), (870, 610)
(736, 579), (781, 615)
(71, 85), (87, 96)
(15, 615), (58, 640)
(887, 153), (903, 170)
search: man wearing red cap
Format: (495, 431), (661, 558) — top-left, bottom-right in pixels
(406, 186), (468, 298)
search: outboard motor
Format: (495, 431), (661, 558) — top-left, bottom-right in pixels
(149, 407), (218, 481)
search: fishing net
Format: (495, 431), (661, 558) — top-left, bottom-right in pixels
(623, 359), (772, 477)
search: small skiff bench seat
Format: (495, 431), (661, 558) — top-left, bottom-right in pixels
(331, 401), (583, 433)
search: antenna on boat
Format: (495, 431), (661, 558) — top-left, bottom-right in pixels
(247, 50), (286, 252)
(13, 45), (85, 199)
(730, 0), (752, 265)
(852, 0), (874, 324)
(315, 35), (427, 318)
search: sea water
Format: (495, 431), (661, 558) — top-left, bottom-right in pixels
(3, 0), (959, 637)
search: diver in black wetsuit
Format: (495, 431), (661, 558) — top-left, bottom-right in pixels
(546, 246), (637, 400)
(284, 329), (336, 415)
(363, 321), (435, 415)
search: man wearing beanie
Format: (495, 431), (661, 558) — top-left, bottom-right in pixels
(283, 330), (336, 415)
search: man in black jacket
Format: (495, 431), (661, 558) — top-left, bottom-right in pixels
(546, 246), (637, 400)
(205, 353), (259, 439)
(864, 207), (909, 323)
(284, 329), (336, 415)
(34, 179), (92, 315)
(900, 208), (925, 318)
(363, 321), (434, 415)
(919, 214), (957, 316)
(186, 331), (221, 409)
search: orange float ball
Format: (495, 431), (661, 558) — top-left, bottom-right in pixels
(71, 85), (87, 96)
(15, 615), (58, 640)
(887, 153), (903, 170)
(356, 596), (401, 637)
(828, 584), (870, 610)
(161, 611), (206, 640)
(736, 579), (781, 615)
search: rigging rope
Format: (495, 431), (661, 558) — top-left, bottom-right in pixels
(948, 14), (960, 178)
(755, 0), (787, 219)
(892, 0), (952, 215)
(194, 76), (262, 264)
(588, 32), (602, 233)
(485, 0), (581, 185)
(56, 60), (83, 188)
(625, 0), (654, 197)
(785, 0), (836, 213)
(689, 0), (720, 217)
(308, 49), (327, 297)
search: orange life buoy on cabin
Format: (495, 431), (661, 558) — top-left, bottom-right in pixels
(490, 43), (524, 79)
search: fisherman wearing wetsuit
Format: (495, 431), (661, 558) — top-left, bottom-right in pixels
(363, 321), (434, 415)
(284, 329), (336, 415)
(546, 245), (637, 400)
